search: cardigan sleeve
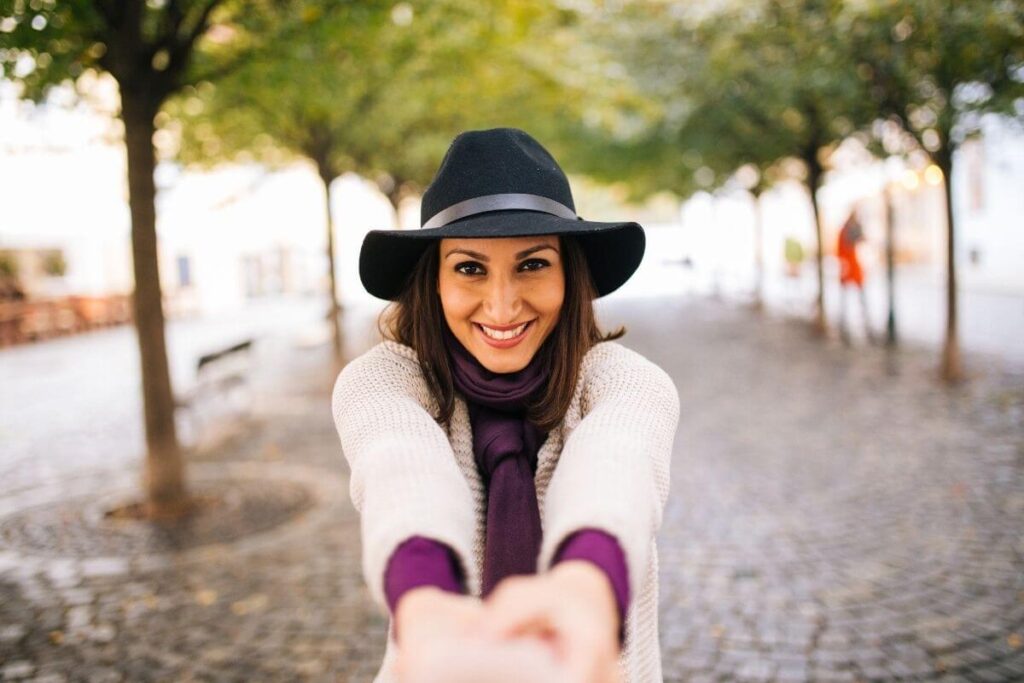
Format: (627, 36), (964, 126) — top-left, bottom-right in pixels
(552, 528), (630, 648)
(535, 343), (679, 625)
(332, 343), (478, 614)
(385, 536), (466, 644)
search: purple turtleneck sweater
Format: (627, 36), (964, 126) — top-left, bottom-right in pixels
(384, 529), (630, 646)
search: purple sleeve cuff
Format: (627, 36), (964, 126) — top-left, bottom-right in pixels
(384, 536), (466, 643)
(552, 528), (631, 648)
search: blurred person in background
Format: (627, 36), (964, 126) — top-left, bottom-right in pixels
(783, 235), (806, 311)
(837, 207), (875, 344)
(332, 128), (680, 683)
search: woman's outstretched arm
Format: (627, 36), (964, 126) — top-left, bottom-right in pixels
(331, 343), (478, 616)
(537, 342), (680, 626)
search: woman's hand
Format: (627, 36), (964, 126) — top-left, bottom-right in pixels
(393, 586), (487, 681)
(478, 561), (623, 683)
(397, 632), (566, 683)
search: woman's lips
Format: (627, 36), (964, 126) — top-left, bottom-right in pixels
(475, 320), (534, 349)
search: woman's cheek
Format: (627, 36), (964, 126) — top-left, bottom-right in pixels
(538, 276), (565, 311)
(453, 289), (480, 316)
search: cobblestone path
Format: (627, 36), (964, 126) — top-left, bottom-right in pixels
(618, 299), (1024, 683)
(0, 297), (1021, 682)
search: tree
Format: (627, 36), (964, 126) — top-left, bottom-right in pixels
(695, 1), (872, 333)
(848, 0), (1024, 381)
(589, 1), (873, 333)
(169, 2), (406, 361)
(651, 7), (797, 309)
(0, 0), (254, 519)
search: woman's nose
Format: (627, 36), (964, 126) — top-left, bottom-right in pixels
(482, 276), (522, 322)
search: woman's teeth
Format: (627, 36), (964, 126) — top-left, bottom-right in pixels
(479, 322), (529, 340)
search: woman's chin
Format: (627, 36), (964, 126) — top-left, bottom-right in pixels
(473, 347), (533, 374)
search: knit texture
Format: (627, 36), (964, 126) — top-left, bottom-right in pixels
(331, 339), (680, 683)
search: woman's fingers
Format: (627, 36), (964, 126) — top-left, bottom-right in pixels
(394, 592), (491, 683)
(394, 578), (620, 683)
(477, 573), (622, 683)
(481, 576), (559, 639)
(482, 576), (599, 678)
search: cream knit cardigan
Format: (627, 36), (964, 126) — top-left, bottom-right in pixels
(331, 338), (680, 683)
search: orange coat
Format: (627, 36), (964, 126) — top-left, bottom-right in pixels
(838, 223), (863, 286)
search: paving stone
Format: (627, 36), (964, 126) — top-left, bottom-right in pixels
(735, 660), (777, 682)
(1, 661), (35, 679)
(776, 663), (810, 682)
(0, 623), (27, 643)
(809, 667), (857, 682)
(26, 675), (68, 683)
(965, 667), (1012, 683)
(79, 559), (128, 579)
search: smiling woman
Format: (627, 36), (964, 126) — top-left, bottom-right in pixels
(333, 128), (679, 683)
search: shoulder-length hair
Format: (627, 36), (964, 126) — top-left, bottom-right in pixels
(377, 234), (625, 434)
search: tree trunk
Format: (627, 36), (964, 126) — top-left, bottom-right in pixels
(937, 152), (963, 382)
(385, 182), (404, 228)
(316, 164), (343, 362)
(884, 183), (897, 346)
(751, 190), (764, 311)
(804, 150), (827, 335)
(121, 91), (189, 519)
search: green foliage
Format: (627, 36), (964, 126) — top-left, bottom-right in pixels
(0, 251), (18, 278)
(600, 0), (1024, 201)
(846, 0), (1024, 162)
(0, 0), (253, 106)
(601, 0), (874, 200)
(166, 0), (634, 199)
(41, 250), (66, 277)
(784, 236), (805, 265)
(0, 0), (106, 101)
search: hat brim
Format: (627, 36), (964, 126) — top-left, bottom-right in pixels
(359, 209), (645, 301)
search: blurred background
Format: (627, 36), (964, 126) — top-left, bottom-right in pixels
(0, 1), (1022, 681)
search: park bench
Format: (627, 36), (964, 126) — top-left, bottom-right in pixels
(175, 338), (255, 447)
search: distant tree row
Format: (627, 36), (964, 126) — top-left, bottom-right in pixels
(572, 0), (1024, 382)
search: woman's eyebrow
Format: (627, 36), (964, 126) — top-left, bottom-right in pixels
(444, 244), (559, 261)
(515, 244), (559, 259)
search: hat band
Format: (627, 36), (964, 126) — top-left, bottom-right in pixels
(422, 193), (577, 230)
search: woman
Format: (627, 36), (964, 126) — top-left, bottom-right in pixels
(332, 128), (680, 683)
(836, 208), (875, 344)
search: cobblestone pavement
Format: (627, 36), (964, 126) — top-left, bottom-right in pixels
(616, 299), (1024, 683)
(1, 296), (1022, 682)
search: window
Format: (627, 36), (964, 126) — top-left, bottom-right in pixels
(176, 255), (192, 288)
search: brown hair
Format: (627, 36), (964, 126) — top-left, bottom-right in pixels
(377, 234), (625, 434)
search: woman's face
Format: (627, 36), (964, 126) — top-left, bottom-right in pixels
(438, 235), (564, 374)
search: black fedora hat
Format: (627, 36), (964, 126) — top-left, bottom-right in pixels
(358, 127), (645, 300)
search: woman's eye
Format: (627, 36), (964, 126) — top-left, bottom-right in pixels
(519, 258), (550, 272)
(455, 262), (485, 276)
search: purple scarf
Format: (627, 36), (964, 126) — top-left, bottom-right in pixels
(442, 323), (550, 597)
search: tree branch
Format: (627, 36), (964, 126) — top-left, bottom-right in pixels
(92, 0), (119, 28)
(152, 0), (188, 55)
(163, 0), (226, 83)
(183, 0), (225, 51)
(177, 49), (251, 88)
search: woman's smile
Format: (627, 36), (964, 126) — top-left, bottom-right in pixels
(475, 319), (535, 348)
